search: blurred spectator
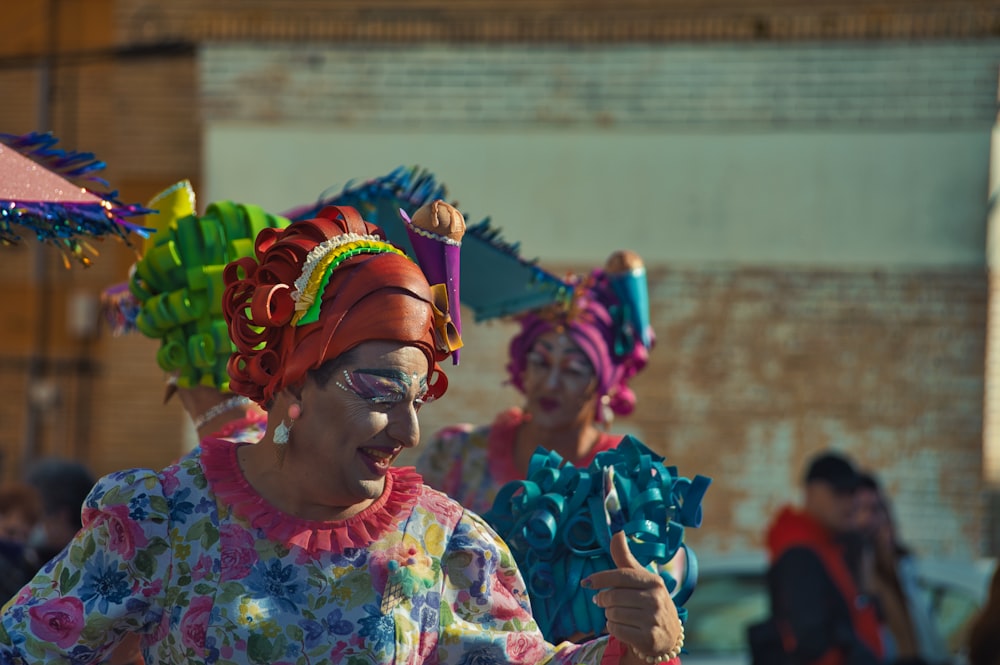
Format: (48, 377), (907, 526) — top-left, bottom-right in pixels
(967, 567), (1000, 665)
(24, 458), (95, 565)
(0, 482), (41, 544)
(855, 472), (949, 665)
(0, 462), (94, 605)
(0, 482), (43, 603)
(749, 450), (884, 665)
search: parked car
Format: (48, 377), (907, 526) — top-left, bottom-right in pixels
(680, 551), (994, 665)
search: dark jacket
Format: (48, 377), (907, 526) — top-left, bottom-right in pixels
(0, 539), (40, 604)
(749, 506), (884, 665)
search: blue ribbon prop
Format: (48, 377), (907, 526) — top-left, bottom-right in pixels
(484, 435), (711, 643)
(607, 267), (653, 351)
(286, 167), (575, 323)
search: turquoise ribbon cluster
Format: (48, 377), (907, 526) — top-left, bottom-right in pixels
(484, 435), (711, 643)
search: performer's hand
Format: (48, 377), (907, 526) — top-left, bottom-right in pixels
(104, 634), (145, 665)
(584, 531), (682, 661)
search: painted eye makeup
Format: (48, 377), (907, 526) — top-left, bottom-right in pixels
(336, 369), (429, 406)
(527, 350), (551, 367)
(564, 359), (593, 377)
(527, 349), (592, 378)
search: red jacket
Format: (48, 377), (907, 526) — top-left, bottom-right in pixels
(765, 506), (884, 665)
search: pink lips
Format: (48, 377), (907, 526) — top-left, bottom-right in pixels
(538, 397), (560, 413)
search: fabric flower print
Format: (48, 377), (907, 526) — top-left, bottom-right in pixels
(237, 599), (266, 629)
(127, 494), (149, 521)
(326, 546), (368, 569)
(0, 648), (25, 665)
(83, 479), (109, 508)
(505, 632), (547, 664)
(450, 521), (500, 602)
(219, 524), (258, 582)
(409, 591), (441, 633)
(194, 495), (215, 515)
(27, 597), (84, 648)
(168, 487), (196, 524)
(421, 490), (465, 527)
(300, 608), (354, 649)
(141, 578), (163, 599)
(204, 635), (221, 665)
(81, 503), (149, 559)
(66, 644), (101, 665)
(244, 560), (306, 613)
(488, 576), (530, 622)
(191, 554), (216, 581)
(357, 603), (394, 654)
(78, 550), (131, 614)
(159, 466), (181, 495)
(456, 642), (507, 665)
(180, 596), (213, 652)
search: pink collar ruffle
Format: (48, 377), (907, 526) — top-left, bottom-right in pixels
(200, 437), (423, 555)
(486, 407), (623, 480)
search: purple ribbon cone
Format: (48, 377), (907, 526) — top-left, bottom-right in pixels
(401, 210), (463, 364)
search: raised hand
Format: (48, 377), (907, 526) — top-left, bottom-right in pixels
(583, 531), (683, 663)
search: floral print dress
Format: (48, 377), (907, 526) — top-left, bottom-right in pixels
(416, 408), (622, 517)
(0, 437), (629, 665)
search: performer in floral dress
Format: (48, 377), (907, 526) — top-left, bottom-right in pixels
(0, 203), (683, 665)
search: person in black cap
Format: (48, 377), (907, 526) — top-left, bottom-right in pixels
(748, 450), (885, 665)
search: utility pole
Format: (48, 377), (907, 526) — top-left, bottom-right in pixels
(982, 65), (1000, 556)
(23, 0), (60, 471)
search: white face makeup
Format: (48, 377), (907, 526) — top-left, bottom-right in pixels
(287, 342), (429, 509)
(521, 331), (598, 429)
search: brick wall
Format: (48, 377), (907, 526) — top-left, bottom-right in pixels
(0, 238), (186, 479)
(202, 41), (1000, 128)
(405, 266), (989, 558)
(635, 267), (988, 558)
(115, 0), (1000, 42)
(0, 0), (199, 480)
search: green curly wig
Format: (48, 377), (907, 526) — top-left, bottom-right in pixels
(127, 181), (290, 391)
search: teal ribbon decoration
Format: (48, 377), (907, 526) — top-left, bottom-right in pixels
(607, 302), (637, 359)
(484, 435), (711, 643)
(607, 267), (653, 351)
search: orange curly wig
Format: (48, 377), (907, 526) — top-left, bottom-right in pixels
(222, 205), (450, 407)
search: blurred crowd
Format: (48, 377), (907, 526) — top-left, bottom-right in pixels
(0, 459), (94, 601)
(752, 450), (998, 665)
